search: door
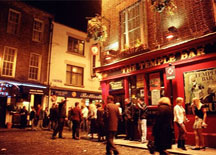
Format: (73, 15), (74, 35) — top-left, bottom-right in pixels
(0, 97), (7, 127)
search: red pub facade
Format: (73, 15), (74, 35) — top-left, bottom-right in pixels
(96, 0), (216, 147)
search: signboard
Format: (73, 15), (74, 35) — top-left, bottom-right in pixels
(149, 73), (161, 90)
(184, 68), (216, 114)
(109, 80), (123, 90)
(166, 65), (175, 80)
(151, 89), (161, 105)
(51, 89), (102, 100)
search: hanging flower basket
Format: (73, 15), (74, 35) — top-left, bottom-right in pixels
(151, 0), (176, 15)
(87, 15), (108, 42)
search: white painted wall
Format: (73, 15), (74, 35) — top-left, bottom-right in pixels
(49, 22), (101, 109)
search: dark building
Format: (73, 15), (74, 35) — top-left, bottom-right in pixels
(0, 1), (53, 127)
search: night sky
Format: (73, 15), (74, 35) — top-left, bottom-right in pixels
(22, 0), (101, 32)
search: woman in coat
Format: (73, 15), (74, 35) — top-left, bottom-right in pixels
(153, 97), (173, 155)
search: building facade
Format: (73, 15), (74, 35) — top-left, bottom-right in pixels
(49, 22), (101, 113)
(96, 0), (216, 147)
(0, 1), (53, 127)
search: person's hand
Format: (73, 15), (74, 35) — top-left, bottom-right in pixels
(202, 122), (207, 128)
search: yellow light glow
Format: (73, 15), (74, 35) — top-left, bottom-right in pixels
(72, 67), (77, 72)
(166, 34), (174, 39)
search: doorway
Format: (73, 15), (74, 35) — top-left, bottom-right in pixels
(0, 97), (7, 127)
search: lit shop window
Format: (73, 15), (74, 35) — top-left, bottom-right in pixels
(29, 53), (41, 80)
(7, 9), (21, 34)
(2, 47), (17, 77)
(67, 36), (85, 55)
(119, 0), (147, 50)
(66, 65), (83, 87)
(32, 19), (44, 42)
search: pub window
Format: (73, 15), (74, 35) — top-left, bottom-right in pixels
(66, 64), (83, 86)
(67, 36), (85, 55)
(147, 71), (164, 105)
(7, 9), (21, 34)
(1, 46), (17, 77)
(28, 53), (41, 80)
(120, 0), (147, 50)
(32, 19), (44, 42)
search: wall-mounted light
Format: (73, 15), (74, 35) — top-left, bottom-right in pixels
(166, 26), (178, 39)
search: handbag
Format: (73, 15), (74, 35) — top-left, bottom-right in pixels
(147, 140), (155, 154)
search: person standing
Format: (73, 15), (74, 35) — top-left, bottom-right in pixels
(191, 97), (207, 150)
(123, 98), (133, 140)
(137, 97), (148, 143)
(48, 103), (56, 130)
(52, 99), (67, 139)
(153, 97), (173, 155)
(104, 95), (120, 155)
(81, 105), (89, 132)
(30, 106), (36, 130)
(68, 107), (73, 131)
(71, 102), (82, 140)
(96, 103), (105, 142)
(36, 104), (44, 130)
(174, 97), (188, 150)
(20, 106), (28, 129)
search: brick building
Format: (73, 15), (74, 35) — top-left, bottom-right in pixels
(96, 0), (216, 147)
(0, 1), (53, 127)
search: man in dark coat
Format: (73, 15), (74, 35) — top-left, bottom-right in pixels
(104, 95), (120, 155)
(52, 99), (67, 139)
(153, 97), (173, 155)
(71, 102), (82, 140)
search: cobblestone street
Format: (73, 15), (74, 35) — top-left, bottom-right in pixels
(0, 128), (149, 155)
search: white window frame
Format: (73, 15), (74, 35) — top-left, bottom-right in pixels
(120, 0), (148, 50)
(7, 8), (21, 34)
(28, 53), (41, 81)
(1, 46), (17, 77)
(32, 18), (44, 42)
(66, 64), (84, 87)
(67, 36), (85, 56)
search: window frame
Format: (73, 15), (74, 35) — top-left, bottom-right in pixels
(32, 18), (44, 42)
(1, 46), (17, 77)
(28, 53), (42, 81)
(119, 0), (148, 51)
(67, 36), (85, 56)
(7, 8), (21, 35)
(66, 64), (84, 87)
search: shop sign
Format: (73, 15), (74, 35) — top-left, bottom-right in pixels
(121, 48), (205, 74)
(29, 89), (44, 94)
(109, 80), (123, 90)
(166, 66), (176, 80)
(51, 90), (102, 99)
(184, 68), (216, 114)
(149, 73), (161, 91)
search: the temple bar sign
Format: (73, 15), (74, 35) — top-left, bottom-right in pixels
(166, 66), (176, 80)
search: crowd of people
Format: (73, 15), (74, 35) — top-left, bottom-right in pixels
(19, 95), (208, 155)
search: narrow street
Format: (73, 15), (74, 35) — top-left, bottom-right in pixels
(0, 128), (150, 155)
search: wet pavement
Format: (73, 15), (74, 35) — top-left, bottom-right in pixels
(0, 128), (150, 155)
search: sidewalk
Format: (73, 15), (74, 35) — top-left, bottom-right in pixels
(114, 138), (216, 155)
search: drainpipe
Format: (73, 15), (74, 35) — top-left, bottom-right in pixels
(47, 17), (54, 109)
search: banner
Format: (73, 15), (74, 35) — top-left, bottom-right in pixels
(184, 68), (216, 113)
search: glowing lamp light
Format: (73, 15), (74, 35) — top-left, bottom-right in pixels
(105, 56), (111, 60)
(91, 45), (99, 55)
(166, 34), (174, 39)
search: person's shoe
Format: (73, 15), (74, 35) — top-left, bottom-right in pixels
(177, 140), (182, 148)
(200, 146), (206, 150)
(192, 147), (200, 150)
(59, 136), (65, 139)
(51, 136), (56, 140)
(113, 150), (119, 155)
